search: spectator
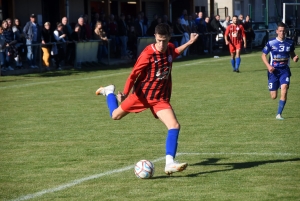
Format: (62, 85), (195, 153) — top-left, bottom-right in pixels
(41, 22), (52, 71)
(0, 26), (10, 72)
(69, 25), (81, 67)
(76, 17), (86, 40)
(204, 17), (212, 53)
(23, 14), (41, 69)
(243, 15), (255, 50)
(181, 14), (191, 34)
(83, 14), (92, 40)
(195, 12), (207, 54)
(53, 23), (66, 70)
(238, 14), (244, 25)
(93, 21), (108, 62)
(139, 11), (148, 36)
(173, 17), (189, 57)
(162, 15), (172, 28)
(99, 13), (108, 33)
(127, 25), (137, 60)
(62, 16), (73, 66)
(146, 14), (159, 36)
(210, 15), (224, 51)
(180, 9), (188, 19)
(118, 14), (128, 60)
(222, 16), (231, 29)
(125, 14), (134, 27)
(134, 14), (144, 37)
(12, 18), (25, 68)
(108, 14), (118, 57)
(2, 20), (16, 71)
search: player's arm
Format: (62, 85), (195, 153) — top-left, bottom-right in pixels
(290, 51), (299, 62)
(119, 53), (150, 101)
(224, 26), (229, 45)
(176, 33), (198, 54)
(261, 53), (275, 73)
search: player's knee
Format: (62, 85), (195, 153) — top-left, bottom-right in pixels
(271, 94), (277, 99)
(171, 122), (180, 130)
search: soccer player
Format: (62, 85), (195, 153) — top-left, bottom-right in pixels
(224, 15), (246, 72)
(95, 23), (198, 175)
(261, 22), (299, 120)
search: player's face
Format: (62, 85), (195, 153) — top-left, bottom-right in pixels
(276, 26), (286, 40)
(154, 34), (170, 53)
(232, 17), (237, 24)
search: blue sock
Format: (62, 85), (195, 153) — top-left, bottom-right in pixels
(166, 129), (179, 158)
(277, 100), (286, 115)
(230, 59), (235, 70)
(235, 57), (241, 70)
(106, 93), (118, 117)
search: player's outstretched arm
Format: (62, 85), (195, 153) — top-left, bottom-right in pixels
(176, 33), (199, 54)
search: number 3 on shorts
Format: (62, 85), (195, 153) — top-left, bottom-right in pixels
(268, 83), (273, 89)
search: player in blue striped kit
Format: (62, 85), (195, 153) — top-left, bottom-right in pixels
(261, 22), (299, 120)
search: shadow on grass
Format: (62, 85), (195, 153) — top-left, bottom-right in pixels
(186, 157), (300, 177)
(152, 157), (300, 179)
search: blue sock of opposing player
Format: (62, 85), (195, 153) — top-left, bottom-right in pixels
(166, 129), (179, 163)
(231, 59), (235, 70)
(106, 93), (118, 117)
(277, 100), (286, 115)
(235, 57), (241, 70)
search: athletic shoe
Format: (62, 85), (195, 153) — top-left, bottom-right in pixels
(276, 114), (284, 120)
(95, 85), (115, 96)
(165, 161), (188, 175)
(236, 70), (240, 73)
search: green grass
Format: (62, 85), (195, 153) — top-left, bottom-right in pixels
(1, 49), (300, 201)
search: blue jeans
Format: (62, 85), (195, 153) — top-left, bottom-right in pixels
(0, 51), (9, 68)
(26, 39), (38, 66)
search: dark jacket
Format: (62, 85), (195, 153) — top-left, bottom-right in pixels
(210, 18), (224, 33)
(41, 28), (52, 47)
(23, 21), (41, 42)
(117, 19), (127, 36)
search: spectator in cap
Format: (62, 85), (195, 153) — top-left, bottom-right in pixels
(23, 14), (41, 68)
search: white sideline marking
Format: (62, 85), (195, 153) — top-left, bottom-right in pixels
(0, 54), (256, 90)
(10, 152), (298, 201)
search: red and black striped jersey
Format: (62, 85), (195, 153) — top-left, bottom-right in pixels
(123, 42), (180, 101)
(225, 24), (245, 45)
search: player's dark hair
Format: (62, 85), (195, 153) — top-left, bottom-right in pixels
(155, 23), (171, 37)
(232, 15), (238, 18)
(277, 22), (287, 29)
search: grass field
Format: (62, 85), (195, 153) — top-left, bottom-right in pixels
(1, 49), (300, 201)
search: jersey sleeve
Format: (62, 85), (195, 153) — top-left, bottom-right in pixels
(262, 41), (271, 55)
(123, 48), (151, 95)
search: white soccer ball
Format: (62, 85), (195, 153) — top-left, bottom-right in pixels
(134, 160), (155, 179)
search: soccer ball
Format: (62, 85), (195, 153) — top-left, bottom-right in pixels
(134, 160), (155, 179)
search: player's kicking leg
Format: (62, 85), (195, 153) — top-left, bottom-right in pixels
(95, 85), (128, 120)
(156, 108), (188, 175)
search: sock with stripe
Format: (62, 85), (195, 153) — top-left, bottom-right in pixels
(166, 128), (179, 164)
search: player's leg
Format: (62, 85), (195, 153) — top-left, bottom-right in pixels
(156, 108), (188, 175)
(276, 84), (288, 120)
(235, 49), (241, 72)
(275, 70), (291, 119)
(229, 44), (236, 71)
(95, 85), (129, 119)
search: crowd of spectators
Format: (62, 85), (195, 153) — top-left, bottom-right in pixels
(0, 9), (255, 73)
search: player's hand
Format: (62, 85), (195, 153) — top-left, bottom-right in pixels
(117, 91), (127, 102)
(225, 41), (229, 45)
(293, 55), (299, 62)
(268, 65), (275, 73)
(189, 33), (199, 43)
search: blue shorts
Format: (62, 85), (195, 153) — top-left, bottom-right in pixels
(267, 67), (291, 91)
